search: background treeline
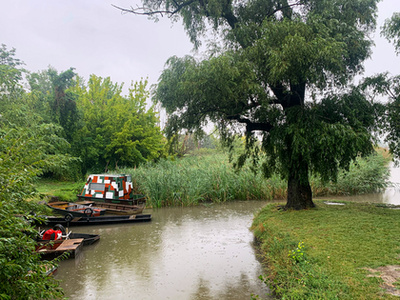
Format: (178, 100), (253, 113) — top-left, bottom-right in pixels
(26, 69), (166, 178)
(1, 44), (175, 181)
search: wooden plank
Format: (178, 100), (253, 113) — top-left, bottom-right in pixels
(57, 239), (84, 251)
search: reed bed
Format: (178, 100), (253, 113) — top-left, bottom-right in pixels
(120, 153), (286, 207)
(119, 150), (389, 208)
(312, 153), (390, 196)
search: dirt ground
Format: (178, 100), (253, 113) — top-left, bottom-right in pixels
(365, 265), (400, 296)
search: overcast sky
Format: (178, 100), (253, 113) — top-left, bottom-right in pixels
(0, 0), (399, 95)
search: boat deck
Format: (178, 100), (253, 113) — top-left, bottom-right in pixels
(36, 238), (84, 259)
(56, 238), (84, 252)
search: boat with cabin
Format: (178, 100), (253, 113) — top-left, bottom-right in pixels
(77, 174), (147, 207)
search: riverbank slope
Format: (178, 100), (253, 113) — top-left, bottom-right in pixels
(252, 200), (400, 299)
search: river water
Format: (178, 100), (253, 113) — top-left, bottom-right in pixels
(55, 201), (272, 300)
(55, 164), (400, 299)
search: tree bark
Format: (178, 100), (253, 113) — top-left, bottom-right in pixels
(285, 161), (315, 210)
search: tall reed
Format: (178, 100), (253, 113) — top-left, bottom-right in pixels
(119, 150), (389, 208)
(312, 153), (390, 196)
(119, 153), (285, 207)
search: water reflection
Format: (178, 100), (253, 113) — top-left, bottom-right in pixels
(55, 202), (272, 300)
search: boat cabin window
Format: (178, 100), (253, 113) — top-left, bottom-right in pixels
(89, 183), (106, 191)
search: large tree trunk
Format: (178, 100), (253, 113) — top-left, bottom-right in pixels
(285, 162), (315, 210)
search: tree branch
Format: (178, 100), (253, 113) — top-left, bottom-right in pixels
(226, 115), (273, 133)
(266, 1), (304, 19)
(112, 1), (197, 17)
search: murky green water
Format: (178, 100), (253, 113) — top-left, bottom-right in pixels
(55, 201), (272, 300)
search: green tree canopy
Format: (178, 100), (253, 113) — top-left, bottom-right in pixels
(118, 0), (380, 209)
(382, 12), (400, 55)
(27, 67), (80, 143)
(363, 10), (400, 162)
(71, 75), (165, 173)
(0, 44), (71, 300)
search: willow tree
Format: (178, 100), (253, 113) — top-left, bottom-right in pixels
(116, 0), (380, 209)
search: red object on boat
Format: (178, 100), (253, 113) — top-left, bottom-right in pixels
(42, 229), (62, 240)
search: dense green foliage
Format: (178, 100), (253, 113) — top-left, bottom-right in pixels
(118, 150), (389, 208)
(2, 47), (166, 178)
(69, 76), (165, 173)
(121, 151), (286, 207)
(360, 77), (400, 163)
(0, 43), (166, 299)
(362, 10), (400, 163)
(0, 44), (65, 300)
(252, 201), (400, 299)
(122, 0), (381, 209)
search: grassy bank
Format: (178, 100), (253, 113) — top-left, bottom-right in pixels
(252, 201), (400, 299)
(35, 178), (84, 202)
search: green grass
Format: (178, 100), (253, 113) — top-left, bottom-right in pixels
(34, 178), (84, 202)
(252, 201), (400, 299)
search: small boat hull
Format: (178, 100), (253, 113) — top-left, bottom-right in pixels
(44, 214), (152, 227)
(77, 195), (147, 206)
(37, 232), (100, 246)
(47, 201), (106, 218)
(78, 201), (145, 215)
(69, 232), (100, 245)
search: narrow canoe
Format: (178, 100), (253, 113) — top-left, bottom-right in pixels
(44, 214), (152, 227)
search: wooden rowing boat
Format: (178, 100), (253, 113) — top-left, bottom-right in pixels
(46, 201), (106, 218)
(78, 200), (146, 215)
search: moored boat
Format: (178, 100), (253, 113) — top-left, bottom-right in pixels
(35, 238), (83, 260)
(77, 174), (147, 206)
(46, 201), (106, 218)
(38, 225), (100, 246)
(44, 213), (152, 226)
(78, 200), (145, 215)
(68, 232), (100, 245)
